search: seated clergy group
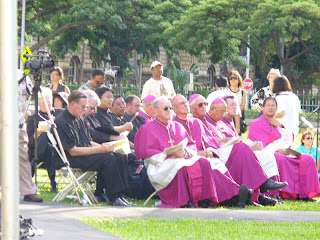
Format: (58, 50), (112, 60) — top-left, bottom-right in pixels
(28, 87), (320, 208)
(135, 94), (320, 207)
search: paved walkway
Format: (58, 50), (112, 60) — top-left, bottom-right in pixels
(19, 201), (320, 240)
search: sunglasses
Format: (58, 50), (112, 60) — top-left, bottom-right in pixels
(305, 137), (312, 140)
(163, 106), (173, 111)
(198, 102), (208, 108)
(87, 102), (97, 111)
(229, 76), (239, 81)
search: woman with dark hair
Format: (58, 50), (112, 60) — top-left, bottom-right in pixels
(53, 92), (69, 108)
(228, 69), (246, 112)
(272, 76), (301, 136)
(95, 87), (133, 136)
(227, 70), (247, 134)
(296, 130), (320, 172)
(46, 66), (71, 94)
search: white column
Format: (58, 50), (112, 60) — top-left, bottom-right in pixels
(246, 34), (250, 109)
(20, 0), (26, 70)
(0, 0), (19, 239)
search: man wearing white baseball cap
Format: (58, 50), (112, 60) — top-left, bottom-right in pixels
(141, 61), (176, 100)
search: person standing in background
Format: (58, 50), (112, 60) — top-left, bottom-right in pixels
(46, 66), (71, 94)
(250, 68), (281, 112)
(17, 69), (43, 202)
(141, 61), (176, 100)
(272, 76), (301, 137)
(227, 70), (247, 134)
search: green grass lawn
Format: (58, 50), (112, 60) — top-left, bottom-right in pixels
(78, 217), (320, 240)
(35, 168), (320, 211)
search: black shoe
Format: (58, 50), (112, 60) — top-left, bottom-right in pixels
(247, 200), (263, 207)
(237, 184), (249, 208)
(182, 201), (196, 208)
(276, 197), (285, 204)
(120, 197), (136, 206)
(297, 196), (317, 202)
(50, 187), (58, 193)
(269, 195), (284, 205)
(95, 194), (109, 203)
(23, 194), (43, 202)
(111, 197), (129, 206)
(260, 179), (288, 193)
(258, 195), (277, 206)
(198, 200), (210, 208)
(247, 189), (253, 203)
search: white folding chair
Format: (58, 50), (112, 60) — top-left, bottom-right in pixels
(53, 168), (98, 204)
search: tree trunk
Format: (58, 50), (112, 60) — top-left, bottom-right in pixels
(133, 51), (142, 97)
(78, 43), (87, 86)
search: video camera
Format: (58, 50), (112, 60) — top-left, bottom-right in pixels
(105, 66), (120, 79)
(24, 49), (54, 72)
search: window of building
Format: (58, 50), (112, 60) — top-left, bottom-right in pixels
(68, 59), (76, 84)
(207, 65), (216, 88)
(44, 67), (51, 83)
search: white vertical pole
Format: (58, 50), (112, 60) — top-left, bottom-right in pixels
(246, 34), (250, 79)
(20, 0), (26, 70)
(0, 0), (19, 239)
(246, 33), (250, 109)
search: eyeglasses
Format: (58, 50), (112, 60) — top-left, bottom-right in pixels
(229, 76), (239, 81)
(87, 102), (97, 111)
(163, 106), (173, 111)
(305, 137), (312, 140)
(178, 101), (188, 106)
(198, 102), (208, 108)
(81, 104), (89, 109)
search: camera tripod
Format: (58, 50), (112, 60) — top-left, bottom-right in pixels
(18, 71), (92, 205)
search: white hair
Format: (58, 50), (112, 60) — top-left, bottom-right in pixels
(81, 89), (101, 105)
(39, 87), (52, 100)
(153, 96), (169, 109)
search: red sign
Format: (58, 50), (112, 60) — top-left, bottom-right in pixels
(243, 78), (253, 90)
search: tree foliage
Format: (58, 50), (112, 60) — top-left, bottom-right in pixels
(20, 0), (194, 69)
(165, 0), (320, 89)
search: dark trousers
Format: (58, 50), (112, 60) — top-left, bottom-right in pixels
(32, 133), (64, 188)
(68, 152), (129, 197)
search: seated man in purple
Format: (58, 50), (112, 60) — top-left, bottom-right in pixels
(248, 97), (320, 202)
(190, 94), (287, 205)
(137, 94), (156, 122)
(172, 94), (255, 206)
(134, 96), (251, 208)
(220, 96), (280, 181)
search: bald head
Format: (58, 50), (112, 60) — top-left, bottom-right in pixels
(208, 101), (227, 122)
(154, 96), (172, 123)
(172, 94), (189, 118)
(190, 95), (207, 118)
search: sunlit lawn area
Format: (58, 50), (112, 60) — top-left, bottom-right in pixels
(36, 166), (320, 211)
(78, 217), (320, 240)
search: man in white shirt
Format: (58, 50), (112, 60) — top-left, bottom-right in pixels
(141, 61), (176, 100)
